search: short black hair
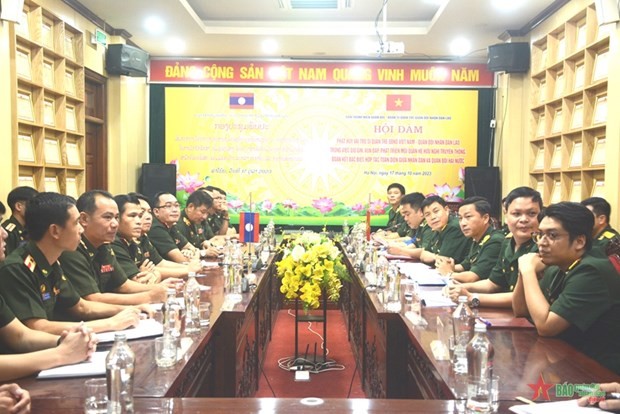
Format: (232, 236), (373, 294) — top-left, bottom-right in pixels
(114, 194), (141, 215)
(212, 186), (226, 196)
(128, 192), (150, 205)
(0, 201), (5, 216)
(542, 202), (593, 251)
(387, 183), (406, 195)
(421, 195), (446, 211)
(186, 190), (213, 209)
(7, 186), (39, 212)
(400, 192), (425, 211)
(26, 192), (75, 241)
(460, 196), (491, 217)
(504, 186), (543, 211)
(76, 190), (114, 214)
(581, 197), (611, 223)
(152, 192), (175, 208)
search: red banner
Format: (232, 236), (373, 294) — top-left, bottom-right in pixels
(149, 59), (495, 88)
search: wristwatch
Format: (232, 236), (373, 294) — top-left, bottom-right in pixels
(470, 294), (480, 308)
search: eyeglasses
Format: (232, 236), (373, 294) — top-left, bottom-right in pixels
(155, 202), (180, 210)
(531, 231), (569, 243)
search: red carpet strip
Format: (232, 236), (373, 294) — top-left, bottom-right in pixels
(255, 309), (366, 398)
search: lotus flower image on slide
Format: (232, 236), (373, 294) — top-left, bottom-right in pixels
(312, 197), (335, 213)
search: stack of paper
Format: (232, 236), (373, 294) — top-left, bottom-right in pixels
(37, 351), (108, 379)
(397, 262), (448, 286)
(96, 318), (163, 343)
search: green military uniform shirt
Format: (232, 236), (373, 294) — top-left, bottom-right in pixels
(1, 216), (27, 256)
(138, 235), (164, 266)
(459, 226), (504, 279)
(425, 216), (472, 263)
(590, 225), (620, 257)
(0, 241), (80, 322)
(207, 213), (227, 235)
(110, 236), (142, 279)
(386, 206), (409, 237)
(148, 217), (189, 258)
(413, 222), (433, 249)
(539, 252), (620, 375)
(488, 233), (538, 292)
(59, 236), (128, 297)
(0, 295), (14, 329)
(176, 210), (209, 249)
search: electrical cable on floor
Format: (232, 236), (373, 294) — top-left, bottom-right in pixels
(346, 356), (359, 398)
(260, 362), (277, 397)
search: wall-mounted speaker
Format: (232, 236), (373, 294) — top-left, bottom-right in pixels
(138, 163), (177, 204)
(106, 44), (149, 77)
(0, 0), (25, 22)
(464, 166), (502, 221)
(594, 0), (620, 25)
(487, 42), (530, 74)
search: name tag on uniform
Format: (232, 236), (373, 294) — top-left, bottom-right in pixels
(42, 292), (51, 301)
(100, 264), (114, 273)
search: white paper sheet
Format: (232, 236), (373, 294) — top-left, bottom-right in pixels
(509, 399), (605, 414)
(95, 318), (163, 343)
(37, 351), (108, 379)
(397, 262), (448, 286)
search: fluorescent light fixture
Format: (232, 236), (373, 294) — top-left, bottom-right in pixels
(449, 37), (471, 56)
(143, 16), (165, 35)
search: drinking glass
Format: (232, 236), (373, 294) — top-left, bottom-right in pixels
(84, 378), (108, 414)
(155, 337), (178, 368)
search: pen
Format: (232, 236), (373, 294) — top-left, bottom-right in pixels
(476, 316), (492, 327)
(515, 396), (536, 405)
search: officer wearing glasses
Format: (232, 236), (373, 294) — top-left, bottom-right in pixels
(513, 201), (620, 375)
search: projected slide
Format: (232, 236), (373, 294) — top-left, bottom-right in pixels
(165, 87), (478, 226)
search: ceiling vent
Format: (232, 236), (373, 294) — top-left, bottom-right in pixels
(278, 0), (353, 10)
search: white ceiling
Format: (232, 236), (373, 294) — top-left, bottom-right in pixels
(72, 0), (562, 61)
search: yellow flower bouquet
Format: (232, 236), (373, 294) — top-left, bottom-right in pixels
(276, 232), (350, 309)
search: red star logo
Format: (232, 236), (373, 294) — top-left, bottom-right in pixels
(527, 373), (554, 401)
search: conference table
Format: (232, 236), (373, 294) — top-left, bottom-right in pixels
(20, 248), (619, 411)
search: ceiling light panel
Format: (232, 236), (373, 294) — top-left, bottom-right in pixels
(278, 0), (353, 10)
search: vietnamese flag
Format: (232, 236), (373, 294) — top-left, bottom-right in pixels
(239, 212), (260, 243)
(229, 92), (254, 109)
(386, 94), (411, 111)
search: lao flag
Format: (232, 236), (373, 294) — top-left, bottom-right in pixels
(239, 212), (260, 243)
(386, 94), (411, 111)
(229, 92), (254, 109)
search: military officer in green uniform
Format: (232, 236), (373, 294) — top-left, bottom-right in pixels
(0, 192), (143, 335)
(131, 194), (199, 279)
(581, 197), (619, 255)
(377, 183), (409, 238)
(403, 195), (472, 265)
(59, 190), (168, 306)
(1, 186), (38, 256)
(175, 190), (219, 257)
(148, 192), (199, 263)
(448, 187), (542, 308)
(514, 202), (620, 375)
(436, 196), (504, 283)
(202, 186), (234, 237)
(386, 193), (427, 252)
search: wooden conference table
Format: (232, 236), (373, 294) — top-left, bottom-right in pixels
(20, 251), (618, 408)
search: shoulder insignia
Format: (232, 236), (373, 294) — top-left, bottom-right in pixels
(110, 249), (116, 257)
(40, 284), (46, 293)
(5, 223), (16, 232)
(24, 255), (36, 272)
(601, 231), (616, 240)
(183, 217), (191, 226)
(480, 234), (490, 246)
(505, 232), (513, 239)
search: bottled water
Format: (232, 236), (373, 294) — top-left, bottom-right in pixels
(466, 323), (495, 413)
(375, 254), (389, 289)
(162, 288), (182, 338)
(184, 272), (201, 334)
(452, 296), (475, 375)
(106, 333), (134, 413)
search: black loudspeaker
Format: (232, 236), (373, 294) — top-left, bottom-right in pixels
(138, 163), (176, 204)
(464, 167), (502, 220)
(487, 42), (530, 73)
(106, 44), (149, 77)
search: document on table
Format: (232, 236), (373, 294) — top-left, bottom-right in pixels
(397, 262), (448, 286)
(37, 351), (108, 379)
(510, 399), (606, 413)
(419, 289), (455, 308)
(96, 318), (164, 343)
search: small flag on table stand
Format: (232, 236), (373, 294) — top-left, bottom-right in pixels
(239, 212), (260, 243)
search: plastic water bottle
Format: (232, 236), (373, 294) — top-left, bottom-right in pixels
(376, 254), (389, 289)
(106, 333), (134, 413)
(466, 323), (494, 413)
(184, 272), (201, 334)
(452, 296), (475, 374)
